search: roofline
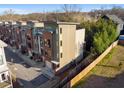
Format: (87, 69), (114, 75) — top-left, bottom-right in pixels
(42, 21), (80, 25)
(102, 14), (124, 24)
(17, 21), (27, 26)
(76, 28), (85, 31)
(56, 21), (80, 25)
(27, 20), (39, 23)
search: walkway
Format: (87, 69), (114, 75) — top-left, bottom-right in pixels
(5, 47), (49, 88)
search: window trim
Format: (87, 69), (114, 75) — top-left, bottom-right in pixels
(60, 28), (62, 34)
(60, 40), (62, 46)
(60, 53), (63, 58)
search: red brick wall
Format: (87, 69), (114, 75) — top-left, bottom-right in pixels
(42, 31), (52, 61)
(26, 29), (34, 49)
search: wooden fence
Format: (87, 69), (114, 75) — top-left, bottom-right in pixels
(70, 40), (118, 87)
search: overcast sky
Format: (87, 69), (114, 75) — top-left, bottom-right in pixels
(0, 4), (124, 15)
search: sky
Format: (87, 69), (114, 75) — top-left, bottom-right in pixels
(0, 4), (124, 15)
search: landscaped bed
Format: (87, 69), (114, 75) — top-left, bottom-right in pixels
(73, 45), (124, 88)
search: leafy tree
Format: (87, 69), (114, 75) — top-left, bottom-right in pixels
(78, 20), (96, 51)
(79, 18), (118, 55)
(93, 19), (118, 55)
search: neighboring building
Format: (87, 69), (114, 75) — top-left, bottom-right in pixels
(0, 40), (12, 88)
(27, 20), (44, 57)
(17, 21), (29, 54)
(3, 21), (9, 26)
(0, 22), (4, 40)
(0, 21), (3, 26)
(0, 21), (11, 44)
(9, 21), (21, 49)
(119, 35), (124, 45)
(102, 14), (124, 35)
(42, 21), (85, 73)
(0, 20), (85, 76)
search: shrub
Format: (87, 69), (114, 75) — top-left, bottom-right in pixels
(93, 19), (118, 54)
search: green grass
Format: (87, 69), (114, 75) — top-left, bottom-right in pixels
(73, 45), (124, 88)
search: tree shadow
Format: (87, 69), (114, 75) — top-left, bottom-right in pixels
(78, 71), (124, 88)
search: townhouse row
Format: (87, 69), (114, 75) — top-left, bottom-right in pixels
(0, 20), (85, 73)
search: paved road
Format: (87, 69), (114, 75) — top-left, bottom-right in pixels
(4, 47), (49, 88)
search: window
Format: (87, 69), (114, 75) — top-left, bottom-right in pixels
(60, 28), (62, 34)
(0, 55), (4, 65)
(41, 49), (43, 55)
(1, 73), (6, 81)
(44, 39), (47, 46)
(45, 51), (48, 56)
(60, 40), (62, 46)
(47, 39), (51, 48)
(44, 39), (51, 48)
(60, 53), (63, 58)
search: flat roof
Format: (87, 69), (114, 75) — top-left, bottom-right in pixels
(17, 21), (27, 26)
(57, 21), (79, 25)
(9, 21), (17, 25)
(0, 40), (7, 47)
(43, 21), (79, 25)
(27, 20), (39, 23)
(4, 21), (9, 25)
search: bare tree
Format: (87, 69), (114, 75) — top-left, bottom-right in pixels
(61, 4), (82, 22)
(4, 9), (15, 15)
(62, 4), (81, 13)
(3, 9), (15, 21)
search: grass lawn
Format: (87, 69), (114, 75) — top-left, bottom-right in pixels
(73, 45), (124, 88)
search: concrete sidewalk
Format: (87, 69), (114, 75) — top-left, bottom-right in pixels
(7, 46), (55, 79)
(7, 46), (44, 68)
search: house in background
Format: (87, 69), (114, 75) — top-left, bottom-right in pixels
(0, 40), (12, 88)
(9, 21), (21, 49)
(102, 14), (124, 35)
(0, 22), (4, 40)
(1, 21), (10, 43)
(102, 14), (124, 46)
(27, 20), (44, 58)
(17, 21), (28, 54)
(26, 20), (44, 61)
